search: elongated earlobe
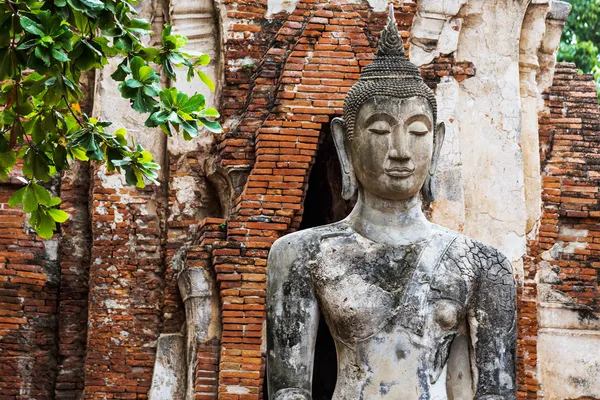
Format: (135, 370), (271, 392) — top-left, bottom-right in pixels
(431, 121), (445, 174)
(331, 117), (358, 200)
(421, 121), (445, 203)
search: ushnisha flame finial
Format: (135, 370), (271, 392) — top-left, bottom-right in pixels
(377, 5), (405, 57)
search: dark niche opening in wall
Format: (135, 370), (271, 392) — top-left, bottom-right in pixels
(302, 121), (353, 400)
(263, 121), (353, 399)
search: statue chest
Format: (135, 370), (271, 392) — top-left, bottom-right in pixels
(310, 231), (470, 346)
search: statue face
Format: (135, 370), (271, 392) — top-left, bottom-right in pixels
(349, 96), (435, 201)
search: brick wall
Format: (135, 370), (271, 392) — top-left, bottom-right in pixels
(0, 181), (59, 399)
(519, 62), (600, 400)
(55, 163), (92, 400)
(537, 63), (600, 309)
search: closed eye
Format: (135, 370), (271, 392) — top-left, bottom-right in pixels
(408, 121), (429, 135)
(369, 128), (390, 135)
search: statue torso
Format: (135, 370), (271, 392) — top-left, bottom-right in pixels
(305, 222), (480, 400)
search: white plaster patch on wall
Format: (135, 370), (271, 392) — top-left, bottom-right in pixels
(97, 166), (126, 190)
(408, 0), (467, 66)
(266, 0), (299, 16)
(538, 324), (600, 400)
(226, 386), (251, 394)
(227, 56), (258, 73)
(171, 175), (200, 217)
(559, 226), (589, 238)
(437, 18), (462, 55)
(104, 299), (127, 310)
(365, 0), (388, 12)
(44, 239), (59, 261)
(542, 240), (588, 259)
(562, 241), (588, 254)
(149, 333), (185, 400)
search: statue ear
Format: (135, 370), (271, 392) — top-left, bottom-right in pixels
(421, 121), (445, 203)
(331, 117), (358, 200)
(430, 121), (445, 175)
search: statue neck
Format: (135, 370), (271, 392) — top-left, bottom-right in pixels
(346, 188), (431, 246)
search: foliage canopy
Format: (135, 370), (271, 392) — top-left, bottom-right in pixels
(0, 0), (221, 238)
(558, 0), (600, 96)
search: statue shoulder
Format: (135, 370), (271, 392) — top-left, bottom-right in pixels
(270, 221), (350, 262)
(431, 225), (513, 282)
(447, 232), (514, 285)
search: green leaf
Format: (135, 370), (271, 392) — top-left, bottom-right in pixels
(145, 110), (171, 127)
(35, 210), (56, 239)
(114, 128), (127, 146)
(0, 49), (14, 80)
(48, 197), (62, 206)
(54, 145), (67, 171)
(199, 117), (222, 133)
(134, 169), (145, 188)
(125, 79), (143, 88)
(51, 48), (69, 62)
(29, 118), (45, 144)
(127, 18), (151, 35)
(32, 183), (51, 205)
(138, 47), (159, 61)
(180, 93), (205, 113)
(131, 91), (157, 113)
(124, 167), (137, 186)
(8, 187), (26, 207)
(158, 88), (176, 109)
(22, 186), (38, 213)
(0, 149), (17, 169)
(70, 146), (89, 161)
(20, 16), (45, 36)
(197, 53), (210, 66)
(111, 59), (131, 81)
(33, 152), (51, 182)
(15, 100), (33, 116)
(199, 107), (220, 118)
(16, 39), (39, 51)
(179, 118), (198, 138)
(48, 208), (69, 223)
(196, 70), (215, 92)
(137, 65), (154, 82)
(35, 46), (51, 66)
(139, 150), (153, 163)
(129, 56), (145, 80)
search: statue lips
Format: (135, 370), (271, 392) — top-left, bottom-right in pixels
(384, 166), (414, 178)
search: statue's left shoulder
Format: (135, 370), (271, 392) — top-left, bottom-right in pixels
(468, 239), (514, 286)
(433, 225), (513, 279)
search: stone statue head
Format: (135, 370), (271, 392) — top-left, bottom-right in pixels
(331, 6), (445, 203)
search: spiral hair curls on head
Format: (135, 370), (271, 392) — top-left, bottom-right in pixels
(342, 6), (437, 141)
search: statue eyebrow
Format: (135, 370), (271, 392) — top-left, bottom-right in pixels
(404, 114), (432, 130)
(364, 112), (397, 126)
(363, 112), (432, 130)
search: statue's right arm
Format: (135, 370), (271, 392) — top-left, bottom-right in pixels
(266, 236), (319, 400)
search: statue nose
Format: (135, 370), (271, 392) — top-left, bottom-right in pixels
(389, 132), (411, 160)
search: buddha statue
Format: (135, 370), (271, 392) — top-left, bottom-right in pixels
(266, 7), (517, 400)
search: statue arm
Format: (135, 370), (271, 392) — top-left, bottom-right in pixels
(267, 236), (319, 400)
(467, 249), (517, 400)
